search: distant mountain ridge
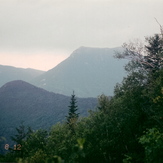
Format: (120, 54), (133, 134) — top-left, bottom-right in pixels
(0, 80), (97, 153)
(31, 46), (128, 97)
(0, 65), (45, 87)
(0, 47), (128, 97)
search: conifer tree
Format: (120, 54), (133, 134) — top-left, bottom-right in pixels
(66, 91), (79, 132)
(11, 122), (26, 146)
(10, 122), (33, 158)
(144, 34), (163, 73)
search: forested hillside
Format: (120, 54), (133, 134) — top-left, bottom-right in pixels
(0, 80), (97, 154)
(0, 32), (163, 163)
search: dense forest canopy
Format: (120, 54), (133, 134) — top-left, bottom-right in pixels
(0, 30), (163, 163)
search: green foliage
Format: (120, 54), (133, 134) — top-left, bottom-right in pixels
(143, 34), (163, 75)
(11, 122), (27, 145)
(23, 129), (48, 156)
(139, 128), (163, 163)
(97, 94), (110, 113)
(116, 33), (163, 77)
(46, 122), (87, 163)
(123, 154), (132, 163)
(28, 149), (47, 163)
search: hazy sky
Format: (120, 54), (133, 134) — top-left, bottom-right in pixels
(0, 0), (163, 71)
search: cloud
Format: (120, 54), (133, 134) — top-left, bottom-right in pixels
(0, 0), (163, 70)
(0, 1), (162, 51)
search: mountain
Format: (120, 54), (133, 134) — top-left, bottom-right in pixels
(0, 65), (45, 87)
(31, 47), (128, 97)
(0, 80), (97, 153)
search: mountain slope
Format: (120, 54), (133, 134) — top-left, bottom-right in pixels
(0, 65), (45, 87)
(0, 80), (97, 153)
(32, 47), (128, 97)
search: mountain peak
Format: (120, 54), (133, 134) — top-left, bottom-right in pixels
(31, 47), (127, 97)
(0, 80), (48, 95)
(1, 80), (29, 89)
(70, 46), (123, 59)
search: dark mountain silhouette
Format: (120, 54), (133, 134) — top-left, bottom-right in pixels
(0, 80), (97, 153)
(0, 65), (45, 87)
(31, 47), (128, 97)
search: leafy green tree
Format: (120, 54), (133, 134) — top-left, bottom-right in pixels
(112, 31), (163, 162)
(139, 128), (163, 163)
(97, 94), (110, 113)
(10, 129), (48, 162)
(23, 129), (48, 157)
(47, 123), (83, 163)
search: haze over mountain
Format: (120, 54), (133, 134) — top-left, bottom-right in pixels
(0, 80), (97, 153)
(0, 65), (44, 87)
(31, 47), (128, 97)
(0, 47), (128, 98)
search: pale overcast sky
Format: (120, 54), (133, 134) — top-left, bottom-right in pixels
(0, 0), (163, 71)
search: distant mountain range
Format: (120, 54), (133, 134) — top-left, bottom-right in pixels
(0, 80), (97, 153)
(0, 65), (44, 87)
(31, 47), (128, 97)
(0, 47), (128, 97)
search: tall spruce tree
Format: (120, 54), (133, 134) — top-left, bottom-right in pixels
(10, 122), (33, 158)
(144, 34), (163, 73)
(66, 91), (79, 132)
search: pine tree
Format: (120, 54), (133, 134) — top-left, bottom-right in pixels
(115, 32), (163, 76)
(10, 122), (33, 158)
(66, 91), (79, 132)
(144, 34), (163, 73)
(11, 122), (26, 145)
